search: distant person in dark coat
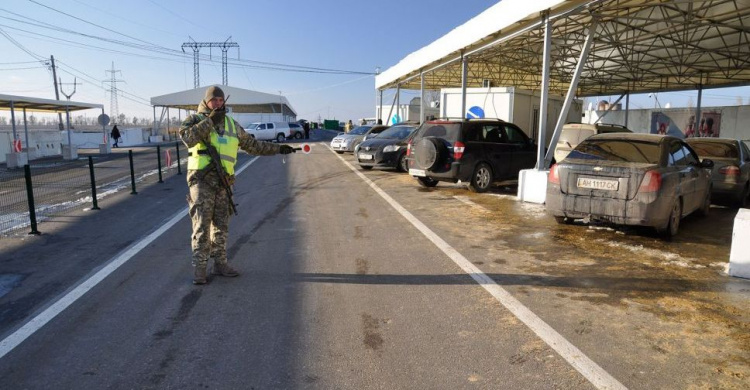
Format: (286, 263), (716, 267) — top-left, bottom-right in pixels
(110, 125), (121, 148)
(303, 121), (310, 139)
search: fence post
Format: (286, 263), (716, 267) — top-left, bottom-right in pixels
(129, 149), (138, 195)
(23, 164), (41, 235)
(175, 141), (182, 175)
(157, 145), (163, 183)
(88, 156), (100, 210)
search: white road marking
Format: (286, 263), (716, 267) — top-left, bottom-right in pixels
(328, 147), (627, 390)
(0, 156), (260, 360)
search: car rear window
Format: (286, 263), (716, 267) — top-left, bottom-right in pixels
(559, 129), (595, 145)
(413, 123), (461, 143)
(687, 141), (738, 158)
(568, 140), (661, 164)
(349, 126), (371, 135)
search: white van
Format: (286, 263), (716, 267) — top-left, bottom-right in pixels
(555, 123), (632, 162)
(244, 122), (292, 142)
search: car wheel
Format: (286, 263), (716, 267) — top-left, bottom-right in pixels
(417, 176), (438, 188)
(737, 183), (749, 208)
(361, 166), (373, 170)
(397, 154), (408, 172)
(698, 186), (711, 217)
(276, 133), (285, 143)
(294, 132), (303, 139)
(468, 163), (492, 193)
(658, 198), (682, 238)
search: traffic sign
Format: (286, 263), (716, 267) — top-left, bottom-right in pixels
(467, 106), (485, 119)
(98, 114), (110, 126)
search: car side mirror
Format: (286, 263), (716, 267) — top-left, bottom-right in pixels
(701, 159), (714, 169)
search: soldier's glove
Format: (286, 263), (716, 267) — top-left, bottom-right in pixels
(208, 107), (226, 125)
(279, 145), (296, 154)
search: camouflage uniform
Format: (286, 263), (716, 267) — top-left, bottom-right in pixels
(180, 99), (282, 279)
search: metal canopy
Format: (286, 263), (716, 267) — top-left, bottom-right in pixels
(376, 0), (750, 96)
(0, 94), (103, 113)
(150, 85), (297, 116)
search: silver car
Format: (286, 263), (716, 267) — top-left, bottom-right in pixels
(686, 138), (750, 208)
(330, 125), (387, 154)
(546, 133), (714, 238)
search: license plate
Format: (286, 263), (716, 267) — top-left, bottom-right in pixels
(577, 177), (619, 191)
(409, 169), (426, 177)
(358, 153), (373, 160)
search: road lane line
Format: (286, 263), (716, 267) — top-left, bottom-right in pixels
(0, 156), (260, 360)
(328, 147), (627, 390)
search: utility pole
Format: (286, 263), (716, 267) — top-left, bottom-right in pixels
(104, 62), (124, 124)
(49, 55), (64, 130)
(181, 37), (239, 88)
(59, 77), (81, 150)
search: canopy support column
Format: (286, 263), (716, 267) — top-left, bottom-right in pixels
(378, 89), (383, 123)
(695, 74), (703, 136)
(396, 84), (400, 123)
(23, 108), (30, 156)
(10, 100), (17, 141)
(535, 12), (552, 169)
(544, 15), (599, 169)
(624, 92), (630, 128)
(461, 52), (468, 119)
(420, 72), (425, 123)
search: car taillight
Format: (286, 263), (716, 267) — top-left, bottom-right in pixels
(453, 141), (465, 160)
(638, 170), (662, 193)
(406, 141), (412, 157)
(719, 165), (740, 176)
(548, 164), (559, 184)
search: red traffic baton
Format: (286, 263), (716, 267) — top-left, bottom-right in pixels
(293, 143), (312, 154)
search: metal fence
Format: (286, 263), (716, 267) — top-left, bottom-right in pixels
(0, 142), (187, 236)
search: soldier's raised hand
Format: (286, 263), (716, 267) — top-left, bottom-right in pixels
(208, 107), (226, 125)
(279, 145), (296, 154)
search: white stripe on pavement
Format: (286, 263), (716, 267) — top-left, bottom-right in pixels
(328, 147), (627, 390)
(0, 156), (260, 360)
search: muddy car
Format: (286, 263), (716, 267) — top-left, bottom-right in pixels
(406, 118), (537, 192)
(356, 124), (417, 171)
(686, 137), (750, 207)
(546, 133), (714, 237)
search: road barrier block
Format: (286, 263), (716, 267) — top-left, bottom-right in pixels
(729, 208), (750, 279)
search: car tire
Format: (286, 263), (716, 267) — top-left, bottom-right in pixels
(415, 137), (446, 169)
(276, 133), (285, 143)
(554, 216), (573, 224)
(697, 186), (711, 217)
(335, 151), (344, 154)
(397, 153), (408, 172)
(417, 176), (438, 188)
(736, 183), (749, 208)
(468, 163), (493, 193)
(294, 132), (303, 139)
(361, 166), (373, 170)
(658, 198), (682, 238)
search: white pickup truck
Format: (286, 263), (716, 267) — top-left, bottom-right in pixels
(244, 122), (291, 142)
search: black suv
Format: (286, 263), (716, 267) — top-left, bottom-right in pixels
(406, 118), (537, 192)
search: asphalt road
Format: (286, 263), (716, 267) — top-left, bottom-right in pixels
(0, 129), (747, 389)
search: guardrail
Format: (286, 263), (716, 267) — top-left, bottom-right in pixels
(0, 142), (186, 236)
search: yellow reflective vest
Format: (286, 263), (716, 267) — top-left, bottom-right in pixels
(187, 116), (240, 175)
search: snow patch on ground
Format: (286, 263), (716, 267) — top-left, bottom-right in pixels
(601, 240), (705, 268)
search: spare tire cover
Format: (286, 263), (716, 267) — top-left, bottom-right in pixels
(415, 137), (442, 169)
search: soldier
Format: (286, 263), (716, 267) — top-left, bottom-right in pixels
(180, 86), (295, 285)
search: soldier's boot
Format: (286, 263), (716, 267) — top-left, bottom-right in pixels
(193, 266), (208, 285)
(212, 263), (239, 277)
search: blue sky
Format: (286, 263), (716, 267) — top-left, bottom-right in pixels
(1, 0), (748, 123)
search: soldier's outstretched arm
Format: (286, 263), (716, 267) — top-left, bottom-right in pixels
(179, 114), (214, 148)
(236, 121), (282, 155)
